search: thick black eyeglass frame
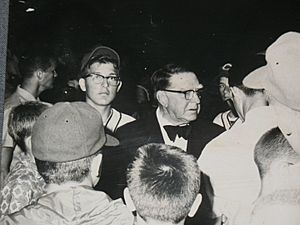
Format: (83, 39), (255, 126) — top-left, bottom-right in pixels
(162, 88), (204, 100)
(83, 73), (121, 86)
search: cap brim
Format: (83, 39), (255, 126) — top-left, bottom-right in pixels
(105, 134), (120, 147)
(242, 65), (269, 89)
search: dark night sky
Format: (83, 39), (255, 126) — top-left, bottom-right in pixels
(7, 0), (300, 116)
(9, 0), (300, 74)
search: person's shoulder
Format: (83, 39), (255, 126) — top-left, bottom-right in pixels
(192, 117), (225, 134)
(117, 112), (156, 133)
(4, 91), (21, 110)
(0, 201), (56, 225)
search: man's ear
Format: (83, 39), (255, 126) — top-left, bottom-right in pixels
(188, 194), (202, 218)
(117, 81), (123, 93)
(123, 187), (136, 212)
(156, 90), (168, 107)
(90, 154), (103, 186)
(34, 70), (44, 81)
(79, 78), (87, 92)
(24, 136), (32, 155)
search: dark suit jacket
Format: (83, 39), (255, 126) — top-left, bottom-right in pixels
(117, 112), (224, 158)
(95, 112), (224, 225)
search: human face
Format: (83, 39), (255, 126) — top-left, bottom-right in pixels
(163, 72), (202, 124)
(40, 63), (57, 91)
(219, 76), (231, 101)
(79, 62), (122, 107)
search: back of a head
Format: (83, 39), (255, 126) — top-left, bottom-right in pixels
(32, 102), (118, 185)
(19, 47), (56, 81)
(8, 101), (50, 153)
(126, 143), (201, 224)
(254, 127), (300, 179)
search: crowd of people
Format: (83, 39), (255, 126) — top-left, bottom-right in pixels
(0, 31), (299, 225)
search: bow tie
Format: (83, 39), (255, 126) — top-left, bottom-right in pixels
(163, 125), (192, 142)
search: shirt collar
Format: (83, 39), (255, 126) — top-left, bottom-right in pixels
(16, 85), (38, 101)
(244, 105), (274, 123)
(156, 107), (189, 127)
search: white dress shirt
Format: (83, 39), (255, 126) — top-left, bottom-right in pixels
(156, 108), (188, 151)
(198, 106), (278, 225)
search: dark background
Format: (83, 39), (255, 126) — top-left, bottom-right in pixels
(7, 0), (300, 119)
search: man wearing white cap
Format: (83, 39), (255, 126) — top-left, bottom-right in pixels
(243, 31), (300, 225)
(243, 31), (300, 152)
(197, 54), (277, 225)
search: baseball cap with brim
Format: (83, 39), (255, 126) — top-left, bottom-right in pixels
(80, 46), (120, 72)
(32, 102), (119, 163)
(243, 31), (300, 111)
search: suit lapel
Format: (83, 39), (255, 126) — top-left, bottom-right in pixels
(147, 114), (164, 143)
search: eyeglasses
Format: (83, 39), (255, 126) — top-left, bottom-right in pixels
(162, 88), (203, 100)
(84, 73), (120, 86)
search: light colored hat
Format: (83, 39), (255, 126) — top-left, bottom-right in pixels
(243, 31), (300, 111)
(32, 102), (119, 162)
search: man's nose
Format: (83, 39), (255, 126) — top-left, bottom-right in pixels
(191, 92), (201, 104)
(100, 78), (109, 87)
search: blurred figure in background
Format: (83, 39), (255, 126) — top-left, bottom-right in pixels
(1, 47), (57, 187)
(5, 49), (21, 99)
(213, 63), (239, 130)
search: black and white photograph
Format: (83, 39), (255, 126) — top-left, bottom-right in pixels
(0, 0), (300, 224)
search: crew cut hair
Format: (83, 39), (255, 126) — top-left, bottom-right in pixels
(126, 143), (201, 223)
(35, 153), (99, 185)
(254, 127), (300, 178)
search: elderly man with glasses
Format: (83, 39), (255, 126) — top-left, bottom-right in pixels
(115, 63), (224, 225)
(78, 46), (135, 133)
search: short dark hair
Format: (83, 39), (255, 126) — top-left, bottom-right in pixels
(35, 153), (98, 185)
(80, 56), (120, 79)
(151, 63), (196, 96)
(19, 48), (56, 80)
(254, 127), (300, 178)
(8, 101), (50, 153)
(127, 143), (201, 223)
(237, 84), (264, 97)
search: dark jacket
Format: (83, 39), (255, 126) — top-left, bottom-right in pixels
(95, 112), (224, 225)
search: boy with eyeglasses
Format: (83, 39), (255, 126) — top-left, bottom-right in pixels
(78, 46), (135, 133)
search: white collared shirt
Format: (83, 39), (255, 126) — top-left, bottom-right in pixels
(156, 108), (188, 151)
(198, 106), (278, 225)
